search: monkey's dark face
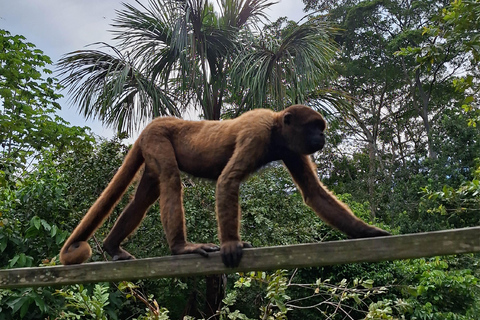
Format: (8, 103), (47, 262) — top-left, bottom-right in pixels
(302, 119), (326, 154)
(282, 105), (326, 155)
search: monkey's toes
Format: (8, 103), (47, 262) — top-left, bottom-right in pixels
(112, 252), (136, 261)
(202, 244), (220, 252)
(172, 243), (220, 258)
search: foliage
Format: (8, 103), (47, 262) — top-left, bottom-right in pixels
(213, 270), (391, 320)
(118, 281), (171, 320)
(397, 0), (480, 126)
(0, 29), (92, 186)
(0, 136), (129, 267)
(55, 284), (110, 320)
(420, 162), (480, 228)
(394, 257), (480, 319)
(391, 0), (480, 232)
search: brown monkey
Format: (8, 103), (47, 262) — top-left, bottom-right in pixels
(60, 104), (389, 268)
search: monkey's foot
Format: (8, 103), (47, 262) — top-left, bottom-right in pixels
(171, 242), (220, 258)
(103, 245), (136, 261)
(220, 241), (253, 269)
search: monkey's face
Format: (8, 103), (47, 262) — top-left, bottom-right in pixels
(302, 119), (326, 154)
(282, 105), (326, 155)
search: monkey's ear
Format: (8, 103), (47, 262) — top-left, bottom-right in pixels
(283, 112), (292, 125)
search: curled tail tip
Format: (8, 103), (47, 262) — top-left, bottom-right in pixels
(59, 241), (92, 265)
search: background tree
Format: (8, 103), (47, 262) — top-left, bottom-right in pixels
(301, 0), (473, 220)
(0, 30), (92, 186)
(398, 0), (480, 125)
(58, 0), (339, 134)
(397, 0), (480, 231)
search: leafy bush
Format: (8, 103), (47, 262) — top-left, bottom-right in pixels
(396, 258), (479, 319)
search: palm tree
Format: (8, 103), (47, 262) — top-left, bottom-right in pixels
(229, 16), (343, 115)
(58, 0), (339, 134)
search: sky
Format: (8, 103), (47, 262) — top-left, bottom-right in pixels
(0, 0), (308, 138)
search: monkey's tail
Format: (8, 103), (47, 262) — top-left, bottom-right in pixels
(59, 140), (144, 265)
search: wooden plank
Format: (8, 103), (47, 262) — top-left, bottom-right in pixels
(0, 227), (479, 289)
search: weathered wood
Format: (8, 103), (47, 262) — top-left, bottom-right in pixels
(1, 227), (479, 289)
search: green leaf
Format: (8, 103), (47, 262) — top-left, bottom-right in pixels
(40, 219), (51, 231)
(50, 225), (57, 237)
(9, 255), (20, 267)
(32, 216), (41, 229)
(18, 253), (26, 266)
(33, 296), (47, 313)
(463, 95), (474, 104)
(20, 299), (31, 318)
(7, 297), (23, 314)
(0, 235), (7, 252)
(352, 294), (362, 304)
(363, 279), (374, 289)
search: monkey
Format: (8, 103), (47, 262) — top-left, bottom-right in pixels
(59, 104), (390, 268)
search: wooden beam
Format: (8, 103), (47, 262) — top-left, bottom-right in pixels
(1, 227), (479, 289)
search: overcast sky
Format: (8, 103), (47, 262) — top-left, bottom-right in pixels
(0, 0), (308, 138)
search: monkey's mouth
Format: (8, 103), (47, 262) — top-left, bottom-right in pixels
(305, 141), (325, 154)
(310, 136), (325, 153)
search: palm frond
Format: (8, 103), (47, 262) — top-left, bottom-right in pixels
(219, 0), (276, 28)
(231, 17), (339, 109)
(57, 46), (178, 134)
(307, 87), (355, 116)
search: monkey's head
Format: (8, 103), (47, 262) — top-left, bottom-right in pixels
(281, 105), (326, 155)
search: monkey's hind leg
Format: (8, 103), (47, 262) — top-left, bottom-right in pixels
(153, 141), (219, 257)
(102, 167), (160, 261)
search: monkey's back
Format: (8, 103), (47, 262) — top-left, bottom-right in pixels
(140, 109), (277, 179)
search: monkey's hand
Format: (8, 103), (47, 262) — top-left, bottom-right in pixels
(172, 242), (220, 258)
(221, 241), (253, 268)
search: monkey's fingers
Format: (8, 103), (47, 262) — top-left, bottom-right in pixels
(221, 247), (242, 268)
(192, 247), (210, 257)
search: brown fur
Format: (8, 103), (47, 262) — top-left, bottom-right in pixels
(59, 105), (389, 268)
